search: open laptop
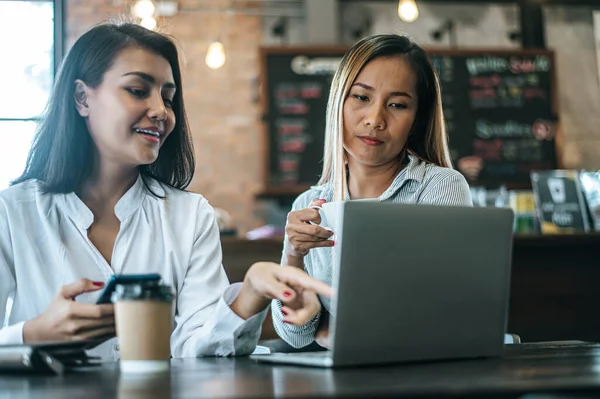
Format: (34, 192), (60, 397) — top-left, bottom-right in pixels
(251, 202), (514, 367)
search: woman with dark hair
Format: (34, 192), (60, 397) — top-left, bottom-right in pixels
(273, 34), (472, 349)
(0, 22), (331, 360)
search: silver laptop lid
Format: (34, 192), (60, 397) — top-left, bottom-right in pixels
(329, 202), (514, 367)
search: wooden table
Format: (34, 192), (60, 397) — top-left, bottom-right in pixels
(3, 343), (600, 398)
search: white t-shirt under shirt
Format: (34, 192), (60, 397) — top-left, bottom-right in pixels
(0, 175), (266, 360)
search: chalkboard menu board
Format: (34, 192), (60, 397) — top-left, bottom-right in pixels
(260, 47), (347, 194)
(430, 50), (558, 188)
(260, 47), (559, 194)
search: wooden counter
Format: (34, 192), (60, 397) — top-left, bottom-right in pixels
(221, 234), (600, 342)
(509, 233), (600, 342)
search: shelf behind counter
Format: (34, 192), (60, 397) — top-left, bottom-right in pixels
(221, 234), (600, 342)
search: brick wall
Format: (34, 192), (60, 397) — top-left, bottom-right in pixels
(66, 0), (266, 235)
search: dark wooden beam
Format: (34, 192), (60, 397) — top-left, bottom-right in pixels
(519, 0), (546, 48)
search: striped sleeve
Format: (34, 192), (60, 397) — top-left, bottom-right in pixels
(271, 189), (322, 348)
(418, 171), (473, 207)
(271, 299), (321, 348)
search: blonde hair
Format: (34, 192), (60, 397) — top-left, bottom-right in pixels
(318, 34), (453, 201)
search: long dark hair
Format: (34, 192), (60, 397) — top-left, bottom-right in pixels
(13, 22), (195, 193)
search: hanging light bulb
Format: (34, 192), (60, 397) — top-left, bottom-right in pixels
(133, 0), (155, 19)
(398, 0), (419, 23)
(205, 40), (226, 69)
(140, 17), (157, 30)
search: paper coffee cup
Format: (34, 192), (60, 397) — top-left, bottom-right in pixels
(113, 282), (174, 373)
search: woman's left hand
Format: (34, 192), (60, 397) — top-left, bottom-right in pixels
(231, 262), (333, 323)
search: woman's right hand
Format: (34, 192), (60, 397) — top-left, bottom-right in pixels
(23, 278), (115, 343)
(285, 199), (335, 259)
(232, 262), (331, 324)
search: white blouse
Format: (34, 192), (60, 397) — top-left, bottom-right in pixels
(0, 175), (266, 360)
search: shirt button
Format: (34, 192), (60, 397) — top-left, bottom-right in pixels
(115, 345), (120, 351)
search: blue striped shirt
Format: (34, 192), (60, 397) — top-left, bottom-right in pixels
(272, 155), (473, 348)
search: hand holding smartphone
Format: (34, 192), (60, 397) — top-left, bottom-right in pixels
(95, 274), (162, 304)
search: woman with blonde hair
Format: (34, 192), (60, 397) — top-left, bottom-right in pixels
(272, 34), (472, 348)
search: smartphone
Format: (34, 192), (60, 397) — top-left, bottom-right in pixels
(95, 274), (162, 304)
